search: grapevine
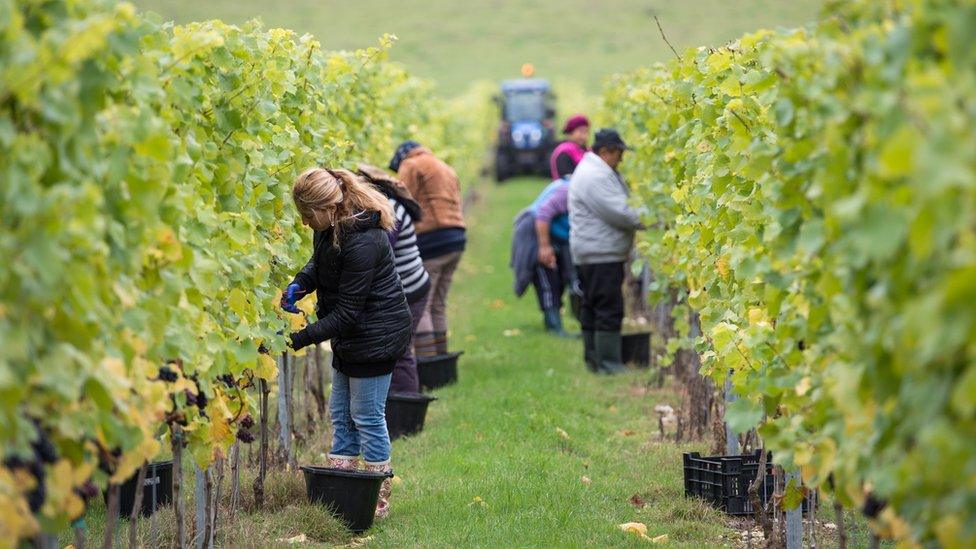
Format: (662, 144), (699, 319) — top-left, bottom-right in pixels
(0, 0), (490, 541)
(604, 0), (975, 544)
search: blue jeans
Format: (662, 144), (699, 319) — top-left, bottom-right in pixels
(329, 368), (392, 463)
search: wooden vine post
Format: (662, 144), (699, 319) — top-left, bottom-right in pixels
(253, 378), (270, 509)
(128, 463), (148, 548)
(172, 425), (186, 549)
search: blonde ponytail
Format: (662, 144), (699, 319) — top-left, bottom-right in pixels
(292, 167), (394, 246)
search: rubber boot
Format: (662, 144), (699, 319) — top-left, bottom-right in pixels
(582, 330), (600, 373)
(594, 331), (627, 374)
(543, 309), (577, 338)
(414, 331), (438, 359)
(326, 454), (360, 470)
(434, 331), (448, 356)
(363, 460), (392, 519)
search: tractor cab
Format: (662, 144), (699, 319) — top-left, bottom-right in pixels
(493, 77), (556, 181)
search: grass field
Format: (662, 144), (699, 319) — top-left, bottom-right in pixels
(65, 178), (879, 547)
(132, 0), (821, 95)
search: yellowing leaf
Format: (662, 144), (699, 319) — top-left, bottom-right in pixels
(747, 307), (767, 327)
(795, 377), (812, 396)
(289, 313), (307, 331)
(296, 292), (317, 316)
(555, 427), (570, 440)
(255, 353), (278, 380)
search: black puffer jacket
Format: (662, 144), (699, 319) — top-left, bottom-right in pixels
(288, 212), (412, 377)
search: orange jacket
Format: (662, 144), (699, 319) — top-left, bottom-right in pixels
(396, 147), (466, 234)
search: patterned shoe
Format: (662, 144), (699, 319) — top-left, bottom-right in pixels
(327, 454), (360, 470)
(433, 331), (448, 356)
(363, 460), (392, 519)
(414, 332), (438, 359)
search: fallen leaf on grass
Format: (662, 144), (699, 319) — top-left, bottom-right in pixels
(617, 429), (637, 437)
(580, 475), (592, 485)
(608, 405), (619, 413)
(619, 522), (650, 540)
(489, 299), (506, 310)
(278, 534), (308, 544)
(555, 427), (570, 440)
(465, 334), (478, 342)
(392, 475), (403, 486)
(620, 522), (647, 535)
(502, 328), (522, 337)
(618, 522), (668, 543)
(469, 496), (488, 508)
(630, 493), (646, 508)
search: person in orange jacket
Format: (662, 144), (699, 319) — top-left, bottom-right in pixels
(389, 141), (467, 357)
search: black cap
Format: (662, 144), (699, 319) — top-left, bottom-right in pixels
(592, 128), (630, 152)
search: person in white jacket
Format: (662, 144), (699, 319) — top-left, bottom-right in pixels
(568, 129), (643, 374)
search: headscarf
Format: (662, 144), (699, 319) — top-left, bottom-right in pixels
(388, 140), (422, 172)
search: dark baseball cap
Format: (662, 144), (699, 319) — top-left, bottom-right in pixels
(592, 128), (631, 151)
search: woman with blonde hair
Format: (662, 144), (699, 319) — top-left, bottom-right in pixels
(281, 167), (412, 519)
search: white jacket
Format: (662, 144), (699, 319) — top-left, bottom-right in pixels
(568, 152), (642, 265)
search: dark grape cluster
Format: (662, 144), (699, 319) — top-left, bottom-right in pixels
(4, 428), (60, 513)
(236, 429), (255, 443)
(195, 388), (208, 410)
(862, 493), (888, 518)
(183, 389), (198, 407)
(218, 374), (236, 388)
(76, 480), (99, 501)
(97, 446), (122, 475)
(158, 365), (178, 382)
(240, 414), (255, 430)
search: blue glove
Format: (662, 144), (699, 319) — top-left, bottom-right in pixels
(280, 283), (306, 314)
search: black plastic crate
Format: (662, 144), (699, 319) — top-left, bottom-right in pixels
(103, 460), (173, 517)
(621, 332), (651, 368)
(683, 450), (811, 516)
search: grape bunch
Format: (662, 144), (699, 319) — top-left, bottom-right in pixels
(236, 430), (255, 444)
(157, 365), (179, 383)
(236, 414), (256, 443)
(3, 428), (60, 512)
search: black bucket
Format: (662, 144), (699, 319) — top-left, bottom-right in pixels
(105, 460), (174, 517)
(417, 351), (463, 391)
(622, 332), (651, 368)
(301, 466), (393, 533)
(386, 393), (437, 441)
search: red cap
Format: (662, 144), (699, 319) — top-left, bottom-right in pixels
(562, 114), (590, 134)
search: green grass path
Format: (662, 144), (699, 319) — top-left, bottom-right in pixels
(370, 178), (726, 547)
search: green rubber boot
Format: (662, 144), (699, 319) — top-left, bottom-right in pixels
(594, 331), (627, 374)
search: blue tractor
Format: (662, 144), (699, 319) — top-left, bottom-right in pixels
(493, 78), (556, 182)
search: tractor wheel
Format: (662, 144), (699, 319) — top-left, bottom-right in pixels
(495, 153), (511, 183)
